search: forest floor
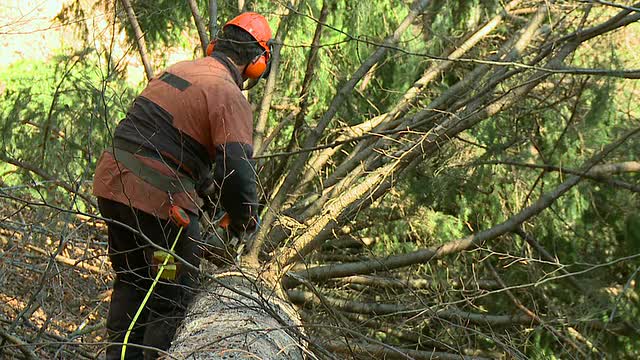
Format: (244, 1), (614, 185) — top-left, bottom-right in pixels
(0, 200), (111, 359)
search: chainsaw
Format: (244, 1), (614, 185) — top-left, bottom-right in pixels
(201, 211), (249, 266)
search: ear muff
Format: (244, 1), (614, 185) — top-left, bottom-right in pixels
(245, 40), (273, 80)
(206, 38), (271, 80)
(244, 53), (268, 80)
(206, 40), (216, 57)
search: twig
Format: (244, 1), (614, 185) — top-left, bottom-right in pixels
(26, 244), (104, 275)
(0, 315), (98, 359)
(208, 0), (218, 40)
(325, 340), (490, 360)
(187, 0), (209, 54)
(120, 0), (153, 80)
(0, 153), (97, 207)
(287, 126), (640, 283)
(470, 160), (640, 192)
(0, 327), (38, 360)
(486, 262), (591, 357)
(513, 228), (588, 293)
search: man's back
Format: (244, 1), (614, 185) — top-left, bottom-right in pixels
(93, 55), (253, 218)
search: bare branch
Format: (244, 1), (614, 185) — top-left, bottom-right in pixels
(584, 0), (640, 13)
(262, 0), (329, 181)
(334, 312), (457, 352)
(331, 275), (501, 291)
(514, 227), (590, 293)
(254, 1), (302, 154)
(187, 0), (209, 54)
(120, 0), (153, 80)
(289, 290), (533, 325)
(0, 153), (96, 207)
(302, 5), (550, 215)
(325, 341), (490, 360)
(254, 0), (433, 256)
(487, 262), (591, 356)
(208, 0), (218, 40)
(549, 67), (640, 79)
(26, 244), (104, 275)
(298, 0), (525, 188)
(0, 327), (38, 360)
(287, 126), (640, 283)
(471, 160), (640, 192)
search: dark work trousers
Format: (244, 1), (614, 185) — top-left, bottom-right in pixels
(98, 198), (201, 360)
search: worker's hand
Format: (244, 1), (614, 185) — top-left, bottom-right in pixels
(196, 172), (217, 198)
(200, 214), (260, 265)
(200, 227), (235, 266)
(240, 217), (260, 255)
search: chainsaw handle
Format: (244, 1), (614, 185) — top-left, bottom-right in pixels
(169, 205), (191, 228)
(218, 213), (231, 229)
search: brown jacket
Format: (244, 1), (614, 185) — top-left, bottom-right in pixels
(94, 55), (255, 224)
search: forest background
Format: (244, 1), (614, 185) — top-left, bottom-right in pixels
(0, 0), (639, 359)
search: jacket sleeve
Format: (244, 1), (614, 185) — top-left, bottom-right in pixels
(208, 84), (259, 234)
(213, 142), (258, 234)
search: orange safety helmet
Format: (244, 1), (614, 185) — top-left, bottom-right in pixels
(206, 12), (273, 80)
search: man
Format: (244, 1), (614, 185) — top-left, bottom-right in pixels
(93, 12), (272, 359)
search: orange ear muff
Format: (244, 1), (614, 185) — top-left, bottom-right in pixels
(206, 40), (216, 56)
(244, 54), (268, 80)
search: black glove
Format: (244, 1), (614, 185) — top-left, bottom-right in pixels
(197, 171), (217, 198)
(201, 228), (235, 266)
(197, 172), (218, 216)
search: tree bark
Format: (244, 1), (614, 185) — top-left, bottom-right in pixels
(120, 0), (154, 80)
(168, 270), (306, 359)
(252, 0), (433, 257)
(208, 0), (218, 40)
(187, 0), (210, 54)
(254, 1), (303, 155)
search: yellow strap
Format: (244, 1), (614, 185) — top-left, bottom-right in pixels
(121, 227), (183, 359)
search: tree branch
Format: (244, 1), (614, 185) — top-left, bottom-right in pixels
(289, 290), (533, 325)
(0, 327), (38, 360)
(254, 0), (432, 257)
(325, 341), (490, 360)
(263, 0), (330, 186)
(330, 275), (500, 291)
(26, 244), (104, 275)
(471, 160), (640, 192)
(286, 125), (640, 284)
(187, 0), (209, 54)
(208, 0), (218, 41)
(120, 0), (153, 80)
(0, 153), (96, 207)
(254, 1), (302, 154)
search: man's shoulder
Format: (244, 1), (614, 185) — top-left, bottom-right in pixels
(166, 58), (236, 87)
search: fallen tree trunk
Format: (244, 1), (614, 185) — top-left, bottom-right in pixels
(167, 270), (307, 359)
